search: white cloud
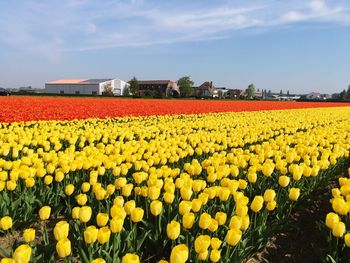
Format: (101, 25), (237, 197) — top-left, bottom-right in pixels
(0, 0), (350, 61)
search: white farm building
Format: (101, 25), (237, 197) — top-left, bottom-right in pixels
(45, 78), (129, 96)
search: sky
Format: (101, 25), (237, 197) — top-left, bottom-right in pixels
(0, 0), (349, 94)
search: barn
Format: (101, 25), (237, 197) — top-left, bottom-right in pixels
(45, 78), (130, 96)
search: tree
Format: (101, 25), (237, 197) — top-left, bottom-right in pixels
(177, 76), (194, 97)
(246, 84), (255, 99)
(347, 84), (350, 99)
(102, 82), (114, 96)
(128, 77), (139, 96)
(123, 86), (130, 96)
(340, 89), (347, 100)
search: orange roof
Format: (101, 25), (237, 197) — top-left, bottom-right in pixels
(46, 79), (87, 84)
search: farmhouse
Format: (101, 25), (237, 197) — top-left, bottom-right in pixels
(195, 81), (218, 98)
(45, 78), (129, 96)
(137, 80), (180, 97)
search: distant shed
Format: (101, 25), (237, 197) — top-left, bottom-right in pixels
(45, 78), (129, 96)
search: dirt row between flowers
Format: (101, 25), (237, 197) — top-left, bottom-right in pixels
(246, 175), (342, 263)
(0, 96), (349, 122)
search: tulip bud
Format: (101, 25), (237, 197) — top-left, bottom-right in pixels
(167, 220), (180, 240)
(81, 182), (91, 192)
(56, 238), (71, 258)
(39, 206), (51, 220)
(23, 228), (35, 243)
(13, 244), (32, 263)
(91, 259), (106, 263)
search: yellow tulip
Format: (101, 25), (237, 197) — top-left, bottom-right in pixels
(124, 200), (136, 215)
(53, 220), (69, 241)
(194, 235), (211, 254)
(121, 253), (140, 263)
(289, 188), (300, 201)
(250, 196), (264, 213)
(278, 175), (290, 187)
(0, 258), (15, 263)
(44, 175), (53, 185)
(79, 206), (92, 223)
(81, 182), (91, 192)
(170, 244), (189, 263)
(39, 206), (51, 220)
(64, 184), (75, 196)
(0, 216), (12, 231)
(71, 206), (80, 219)
(266, 201), (277, 211)
(23, 228), (35, 243)
(182, 212), (195, 229)
(325, 212), (340, 229)
(226, 229), (242, 246)
(110, 205), (127, 220)
(97, 226), (111, 244)
(179, 201), (192, 216)
(344, 233), (350, 247)
(263, 189), (276, 202)
(210, 237), (222, 250)
(229, 216), (242, 230)
(131, 208), (144, 223)
(199, 213), (211, 230)
(167, 220), (180, 240)
(13, 244), (32, 263)
(332, 221), (346, 238)
(84, 226), (98, 244)
(215, 212), (227, 226)
(56, 238), (71, 258)
(96, 213), (109, 227)
(208, 219), (218, 232)
(76, 193), (88, 206)
(210, 249), (221, 262)
(91, 259), (106, 263)
(110, 218), (124, 233)
(150, 200), (163, 216)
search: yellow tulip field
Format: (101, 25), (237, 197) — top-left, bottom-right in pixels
(1, 106), (350, 262)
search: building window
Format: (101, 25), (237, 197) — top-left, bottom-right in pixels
(92, 91), (97, 95)
(60, 90), (64, 94)
(75, 91), (80, 95)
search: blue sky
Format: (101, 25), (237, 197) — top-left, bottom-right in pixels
(0, 0), (349, 94)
